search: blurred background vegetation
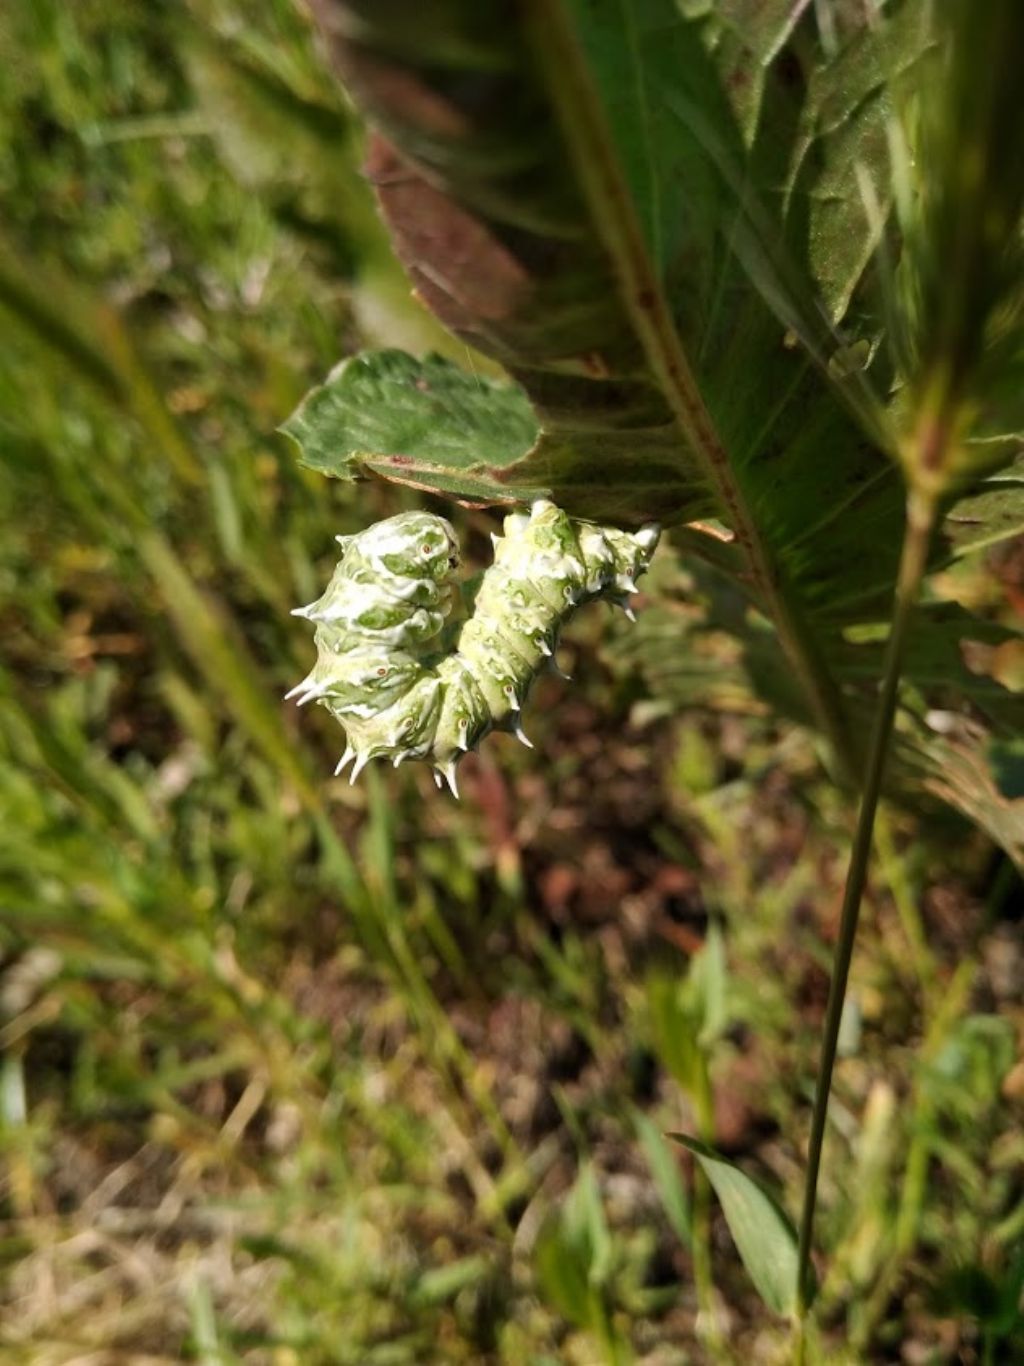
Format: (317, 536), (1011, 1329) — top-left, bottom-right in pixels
(0, 1), (1021, 1361)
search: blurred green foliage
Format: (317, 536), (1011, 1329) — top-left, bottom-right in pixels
(0, 2), (1022, 1362)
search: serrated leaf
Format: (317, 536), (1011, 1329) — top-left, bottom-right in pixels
(281, 351), (543, 505)
(668, 1132), (804, 1315)
(308, 0), (897, 532)
(785, 2), (934, 322)
(618, 559), (1024, 864)
(835, 605), (1024, 728)
(907, 728), (1021, 866)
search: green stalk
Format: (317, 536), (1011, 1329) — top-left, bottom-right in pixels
(691, 1053), (721, 1349)
(793, 488), (937, 1332)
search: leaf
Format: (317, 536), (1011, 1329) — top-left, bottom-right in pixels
(564, 1162), (615, 1289)
(533, 1162), (614, 1330)
(694, 920), (728, 1045)
(988, 740), (1024, 803)
(409, 1255), (491, 1308)
(783, 2), (935, 322)
(281, 350), (543, 505)
(943, 460), (1024, 558)
(891, 0), (1024, 491)
(667, 1132), (804, 1315)
(701, 0), (810, 146)
(633, 1110), (691, 1248)
(835, 605), (1024, 731)
(645, 969), (703, 1095)
(533, 1227), (592, 1328)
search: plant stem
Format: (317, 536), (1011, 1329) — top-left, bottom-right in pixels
(793, 1314), (809, 1366)
(793, 489), (937, 1328)
(691, 1054), (719, 1347)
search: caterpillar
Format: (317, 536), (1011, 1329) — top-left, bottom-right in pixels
(287, 500), (660, 796)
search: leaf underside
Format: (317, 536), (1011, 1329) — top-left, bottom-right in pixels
(282, 350), (544, 505)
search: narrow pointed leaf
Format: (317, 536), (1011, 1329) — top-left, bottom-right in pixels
(634, 1111), (691, 1248)
(668, 1132), (804, 1315)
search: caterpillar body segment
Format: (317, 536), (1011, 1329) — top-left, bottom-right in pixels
(289, 502), (659, 792)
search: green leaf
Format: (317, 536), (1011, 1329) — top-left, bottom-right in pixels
(533, 1227), (592, 1328)
(783, 2), (935, 323)
(281, 350), (543, 505)
(944, 461), (1024, 558)
(694, 920), (728, 1046)
(667, 1132), (804, 1315)
(835, 605), (1024, 730)
(701, 0), (808, 146)
(988, 740), (1024, 803)
(532, 1162), (615, 1330)
(645, 969), (703, 1095)
(564, 1162), (615, 1289)
(891, 0), (1024, 492)
(622, 558), (1024, 863)
(409, 1255), (491, 1308)
(633, 1111), (691, 1248)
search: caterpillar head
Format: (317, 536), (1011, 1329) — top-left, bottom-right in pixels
(602, 522), (660, 594)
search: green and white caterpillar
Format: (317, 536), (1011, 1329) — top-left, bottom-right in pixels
(287, 500), (659, 795)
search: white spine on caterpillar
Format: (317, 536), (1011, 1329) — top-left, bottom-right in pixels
(288, 500), (660, 795)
